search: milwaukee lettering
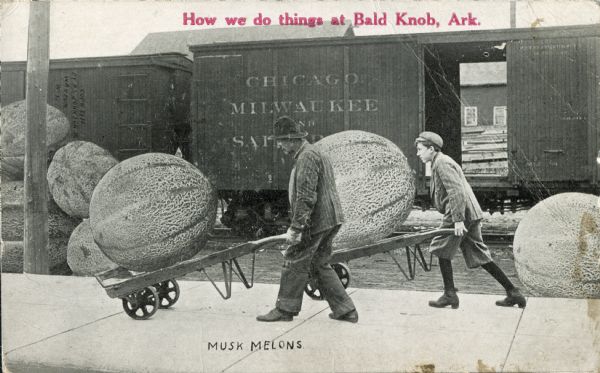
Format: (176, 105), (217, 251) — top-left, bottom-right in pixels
(246, 73), (359, 88)
(230, 99), (378, 115)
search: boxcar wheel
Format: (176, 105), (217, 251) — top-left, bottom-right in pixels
(153, 279), (180, 309)
(122, 287), (159, 320)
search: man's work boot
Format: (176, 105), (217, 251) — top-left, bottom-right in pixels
(329, 309), (359, 323)
(496, 287), (527, 308)
(428, 288), (459, 309)
(256, 308), (294, 322)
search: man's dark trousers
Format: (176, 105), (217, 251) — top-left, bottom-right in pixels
(276, 226), (355, 318)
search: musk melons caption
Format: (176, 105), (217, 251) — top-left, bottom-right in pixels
(182, 12), (481, 28)
(207, 340), (303, 352)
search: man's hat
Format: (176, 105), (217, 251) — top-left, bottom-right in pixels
(268, 116), (308, 140)
(415, 131), (443, 149)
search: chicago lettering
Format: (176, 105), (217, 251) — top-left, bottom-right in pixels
(246, 73), (359, 88)
(230, 99), (378, 115)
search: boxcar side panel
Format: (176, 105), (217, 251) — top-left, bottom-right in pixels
(2, 56), (191, 161)
(589, 37), (600, 186)
(348, 42), (421, 171)
(150, 68), (183, 156)
(238, 49), (283, 191)
(192, 41), (424, 193)
(114, 68), (153, 158)
(508, 37), (592, 185)
(193, 54), (247, 188)
(273, 45), (347, 188)
(1, 68), (26, 105)
(172, 68), (192, 160)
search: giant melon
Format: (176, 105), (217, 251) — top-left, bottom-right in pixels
(47, 141), (118, 218)
(315, 130), (415, 249)
(1, 100), (70, 180)
(513, 193), (600, 298)
(67, 220), (118, 276)
(89, 153), (217, 272)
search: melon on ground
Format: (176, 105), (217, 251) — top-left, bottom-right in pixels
(513, 193), (600, 298)
(89, 153), (218, 272)
(315, 130), (415, 249)
(1, 181), (80, 241)
(1, 238), (70, 273)
(1, 100), (70, 180)
(47, 141), (118, 218)
(68, 220), (118, 276)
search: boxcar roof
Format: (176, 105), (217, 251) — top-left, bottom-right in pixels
(189, 24), (600, 52)
(1, 53), (192, 71)
(131, 24), (354, 58)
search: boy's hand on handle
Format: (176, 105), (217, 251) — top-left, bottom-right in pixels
(454, 221), (468, 236)
(285, 227), (302, 245)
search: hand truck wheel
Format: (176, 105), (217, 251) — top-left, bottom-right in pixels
(304, 280), (324, 300)
(332, 262), (350, 289)
(153, 279), (180, 309)
(304, 262), (351, 300)
(122, 286), (160, 320)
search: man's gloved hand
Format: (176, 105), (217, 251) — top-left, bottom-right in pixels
(285, 227), (302, 245)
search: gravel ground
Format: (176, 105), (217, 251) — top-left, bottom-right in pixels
(400, 208), (526, 232)
(181, 240), (523, 296)
(182, 209), (526, 296)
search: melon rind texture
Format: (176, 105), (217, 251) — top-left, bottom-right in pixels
(68, 219), (118, 276)
(89, 153), (218, 272)
(513, 193), (600, 298)
(315, 130), (415, 249)
(47, 141), (118, 218)
(1, 100), (70, 180)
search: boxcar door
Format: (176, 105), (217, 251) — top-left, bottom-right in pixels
(115, 72), (152, 159)
(507, 37), (595, 186)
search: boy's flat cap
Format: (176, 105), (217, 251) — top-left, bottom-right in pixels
(415, 131), (443, 148)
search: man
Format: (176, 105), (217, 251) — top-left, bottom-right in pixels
(257, 116), (358, 323)
(415, 131), (526, 309)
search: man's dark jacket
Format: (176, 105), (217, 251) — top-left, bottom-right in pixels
(289, 142), (344, 234)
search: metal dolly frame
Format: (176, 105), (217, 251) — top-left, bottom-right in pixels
(303, 229), (454, 299)
(95, 235), (287, 320)
(95, 229), (454, 319)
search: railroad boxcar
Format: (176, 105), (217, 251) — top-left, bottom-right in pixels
(1, 53), (192, 160)
(188, 25), (600, 236)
